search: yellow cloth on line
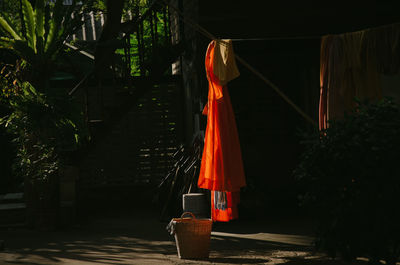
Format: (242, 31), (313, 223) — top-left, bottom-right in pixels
(212, 39), (240, 87)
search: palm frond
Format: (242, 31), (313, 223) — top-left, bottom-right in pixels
(35, 0), (45, 38)
(0, 15), (21, 40)
(35, 0), (46, 55)
(0, 36), (14, 49)
(45, 0), (64, 52)
(43, 3), (51, 44)
(21, 0), (36, 53)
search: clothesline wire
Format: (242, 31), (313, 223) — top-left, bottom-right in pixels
(228, 21), (400, 41)
(158, 0), (318, 127)
(230, 36), (321, 41)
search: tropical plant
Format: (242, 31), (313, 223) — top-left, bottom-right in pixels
(0, 0), (85, 88)
(0, 0), (89, 180)
(0, 0), (20, 28)
(0, 61), (87, 227)
(0, 0), (90, 228)
(294, 98), (400, 265)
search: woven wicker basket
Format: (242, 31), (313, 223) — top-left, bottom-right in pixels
(172, 212), (212, 259)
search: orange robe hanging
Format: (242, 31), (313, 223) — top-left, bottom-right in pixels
(198, 39), (246, 222)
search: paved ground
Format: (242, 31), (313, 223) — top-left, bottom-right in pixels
(0, 209), (371, 265)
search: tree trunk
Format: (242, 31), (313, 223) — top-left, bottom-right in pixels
(94, 0), (125, 81)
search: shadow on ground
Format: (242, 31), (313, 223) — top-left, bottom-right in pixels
(0, 207), (371, 265)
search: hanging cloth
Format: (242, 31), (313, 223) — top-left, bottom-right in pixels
(211, 191), (240, 222)
(198, 39), (246, 222)
(319, 35), (334, 130)
(319, 29), (385, 130)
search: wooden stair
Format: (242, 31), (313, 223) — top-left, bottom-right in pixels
(77, 75), (184, 188)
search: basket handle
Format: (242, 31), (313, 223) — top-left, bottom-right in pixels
(180, 212), (196, 220)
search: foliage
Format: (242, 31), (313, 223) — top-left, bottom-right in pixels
(129, 10), (173, 77)
(0, 0), (20, 28)
(118, 14), (172, 77)
(89, 0), (149, 18)
(294, 98), (400, 265)
(0, 62), (87, 186)
(69, 0), (172, 78)
(0, 2), (90, 226)
(0, 0), (88, 189)
(0, 0), (85, 88)
(95, 0), (172, 77)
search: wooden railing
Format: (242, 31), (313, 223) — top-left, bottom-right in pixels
(64, 2), (186, 187)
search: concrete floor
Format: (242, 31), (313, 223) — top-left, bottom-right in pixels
(0, 209), (371, 265)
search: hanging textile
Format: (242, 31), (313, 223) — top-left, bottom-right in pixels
(198, 39), (246, 222)
(319, 35), (333, 130)
(211, 191), (240, 222)
(318, 27), (397, 129)
(319, 23), (400, 130)
(374, 23), (400, 75)
(328, 31), (381, 121)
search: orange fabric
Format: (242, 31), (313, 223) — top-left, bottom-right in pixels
(211, 191), (240, 222)
(198, 40), (246, 192)
(198, 40), (246, 222)
(319, 36), (331, 130)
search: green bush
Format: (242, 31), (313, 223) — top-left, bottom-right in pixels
(0, 0), (88, 186)
(0, 61), (87, 228)
(294, 98), (400, 265)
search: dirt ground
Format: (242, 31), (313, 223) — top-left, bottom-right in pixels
(0, 207), (376, 265)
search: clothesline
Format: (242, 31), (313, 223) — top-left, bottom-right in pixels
(230, 36), (321, 41)
(158, 0), (318, 127)
(229, 22), (400, 41)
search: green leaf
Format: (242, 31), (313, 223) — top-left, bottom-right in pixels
(0, 115), (9, 125)
(21, 0), (36, 53)
(0, 36), (14, 49)
(67, 118), (77, 129)
(0, 15), (21, 40)
(5, 115), (12, 127)
(35, 0), (45, 38)
(25, 82), (38, 96)
(35, 0), (45, 54)
(45, 0), (63, 52)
